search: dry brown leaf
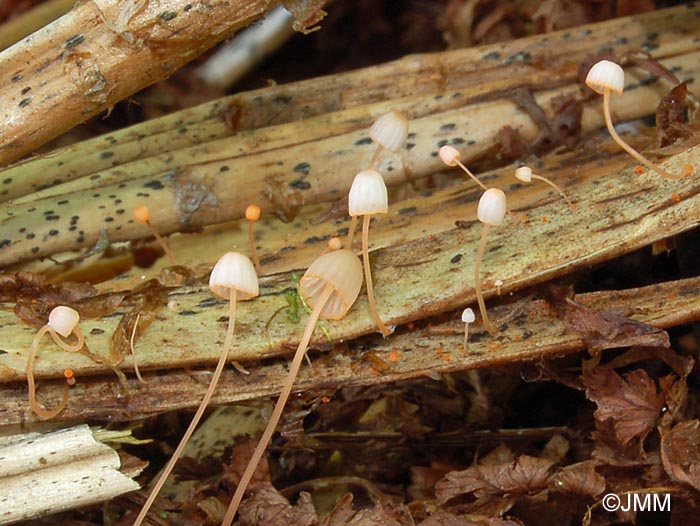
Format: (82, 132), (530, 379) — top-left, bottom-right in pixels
(321, 493), (409, 526)
(660, 419), (700, 492)
(549, 461), (605, 498)
(239, 483), (318, 526)
(656, 82), (691, 147)
(583, 367), (667, 445)
(563, 299), (669, 353)
(436, 449), (555, 515)
(418, 511), (522, 526)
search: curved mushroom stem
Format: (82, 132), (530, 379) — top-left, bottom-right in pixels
(456, 160), (488, 191)
(27, 326), (70, 419)
(603, 89), (682, 180)
(133, 292), (239, 526)
(475, 224), (496, 336)
(221, 284), (335, 526)
(345, 215), (358, 250)
(361, 215), (392, 336)
(147, 220), (177, 266)
(530, 174), (574, 210)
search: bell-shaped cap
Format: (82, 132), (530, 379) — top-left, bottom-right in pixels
(477, 188), (507, 226)
(209, 252), (260, 301)
(461, 308), (475, 323)
(514, 166), (532, 183)
(585, 59), (624, 95)
(48, 306), (80, 338)
(369, 110), (409, 152)
(439, 145), (461, 167)
(299, 249), (363, 320)
(348, 169), (388, 216)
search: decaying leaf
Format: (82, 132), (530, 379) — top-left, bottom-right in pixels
(660, 419), (700, 492)
(582, 367), (670, 445)
(545, 286), (670, 353)
(549, 461), (605, 498)
(435, 444), (555, 515)
(239, 484), (318, 526)
(656, 82), (691, 147)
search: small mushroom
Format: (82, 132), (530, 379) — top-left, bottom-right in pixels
(346, 169), (393, 336)
(133, 205), (177, 265)
(245, 204), (263, 275)
(26, 306), (84, 419)
(133, 252), (259, 526)
(515, 166), (573, 209)
(221, 248), (363, 526)
(461, 307), (475, 348)
(475, 188), (507, 336)
(439, 145), (488, 190)
(585, 59), (690, 180)
(368, 110), (409, 169)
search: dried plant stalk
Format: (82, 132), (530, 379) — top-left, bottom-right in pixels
(0, 424), (141, 523)
(3, 47), (700, 267)
(1, 136), (699, 423)
(0, 274), (696, 424)
(0, 0), (282, 166)
(2, 3), (698, 201)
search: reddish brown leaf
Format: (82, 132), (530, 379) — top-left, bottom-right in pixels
(656, 82), (691, 147)
(436, 451), (555, 513)
(418, 512), (522, 526)
(660, 419), (700, 491)
(321, 493), (409, 526)
(549, 461), (605, 498)
(583, 367), (666, 445)
(239, 483), (318, 526)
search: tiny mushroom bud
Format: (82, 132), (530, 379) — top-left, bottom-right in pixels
(461, 307), (475, 348)
(474, 188), (507, 336)
(585, 59), (689, 180)
(133, 205), (177, 266)
(134, 252), (259, 526)
(439, 145), (487, 190)
(26, 306), (85, 419)
(515, 166), (573, 209)
(346, 169), (393, 336)
(221, 249), (363, 526)
(367, 110), (409, 168)
(245, 204), (263, 275)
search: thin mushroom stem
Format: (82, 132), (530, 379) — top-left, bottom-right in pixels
(248, 220), (262, 275)
(221, 284), (335, 526)
(530, 174), (574, 210)
(603, 89), (681, 180)
(456, 160), (488, 191)
(27, 326), (70, 419)
(133, 292), (238, 526)
(368, 145), (383, 170)
(362, 215), (391, 336)
(345, 215), (358, 249)
(150, 224), (177, 266)
(475, 224), (496, 336)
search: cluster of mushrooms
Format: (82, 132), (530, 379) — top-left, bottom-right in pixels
(24, 59), (693, 526)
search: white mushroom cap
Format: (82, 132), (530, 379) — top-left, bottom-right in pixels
(348, 169), (388, 216)
(461, 308), (475, 323)
(585, 59), (624, 95)
(209, 252), (260, 301)
(300, 249), (363, 320)
(48, 306), (80, 338)
(369, 110), (409, 152)
(477, 188), (507, 226)
(439, 145), (461, 167)
(515, 166), (533, 183)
